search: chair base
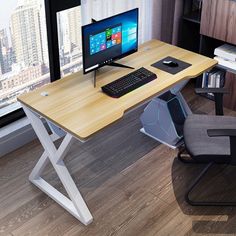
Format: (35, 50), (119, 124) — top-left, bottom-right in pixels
(185, 162), (236, 206)
(178, 152), (196, 164)
(177, 147), (200, 164)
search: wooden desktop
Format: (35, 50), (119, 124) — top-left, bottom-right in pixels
(18, 40), (217, 140)
(17, 39), (217, 225)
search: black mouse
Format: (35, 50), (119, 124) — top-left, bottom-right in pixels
(162, 60), (178, 67)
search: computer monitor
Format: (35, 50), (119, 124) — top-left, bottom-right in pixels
(82, 8), (139, 74)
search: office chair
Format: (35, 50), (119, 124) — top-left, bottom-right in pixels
(178, 87), (236, 206)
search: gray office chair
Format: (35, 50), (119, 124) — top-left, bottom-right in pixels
(178, 87), (236, 206)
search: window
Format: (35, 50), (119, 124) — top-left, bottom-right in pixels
(57, 6), (82, 77)
(0, 0), (81, 127)
(0, 0), (50, 127)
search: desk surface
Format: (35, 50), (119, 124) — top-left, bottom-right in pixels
(18, 40), (217, 140)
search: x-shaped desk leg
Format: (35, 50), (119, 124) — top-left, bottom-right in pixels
(22, 105), (93, 225)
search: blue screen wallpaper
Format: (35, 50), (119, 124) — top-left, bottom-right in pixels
(89, 24), (122, 55)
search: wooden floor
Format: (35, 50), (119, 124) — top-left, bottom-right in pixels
(2, 83), (236, 236)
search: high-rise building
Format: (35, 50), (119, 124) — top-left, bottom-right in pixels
(0, 29), (9, 48)
(37, 1), (49, 65)
(57, 7), (82, 56)
(10, 0), (44, 67)
(57, 10), (71, 66)
(0, 29), (13, 74)
(58, 11), (71, 54)
(67, 7), (82, 52)
(0, 55), (2, 75)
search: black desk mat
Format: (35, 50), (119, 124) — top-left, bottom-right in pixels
(151, 56), (192, 75)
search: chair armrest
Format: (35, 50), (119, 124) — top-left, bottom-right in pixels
(195, 88), (229, 94)
(195, 88), (229, 116)
(207, 129), (236, 137)
(207, 128), (236, 165)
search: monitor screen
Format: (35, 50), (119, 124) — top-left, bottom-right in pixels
(82, 8), (139, 74)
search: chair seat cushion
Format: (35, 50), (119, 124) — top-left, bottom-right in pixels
(184, 114), (236, 163)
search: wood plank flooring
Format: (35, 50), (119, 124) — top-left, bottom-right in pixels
(2, 83), (236, 236)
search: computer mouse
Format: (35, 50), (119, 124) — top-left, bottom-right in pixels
(163, 60), (178, 67)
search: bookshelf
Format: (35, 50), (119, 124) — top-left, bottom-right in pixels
(181, 0), (226, 55)
(182, 10), (201, 24)
(181, 0), (201, 53)
(181, 0), (236, 111)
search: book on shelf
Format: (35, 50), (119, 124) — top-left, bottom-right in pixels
(214, 44), (236, 62)
(214, 56), (236, 71)
(201, 69), (225, 98)
(215, 74), (221, 88)
(201, 71), (209, 88)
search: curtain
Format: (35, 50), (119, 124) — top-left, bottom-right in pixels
(81, 0), (183, 45)
(152, 0), (183, 45)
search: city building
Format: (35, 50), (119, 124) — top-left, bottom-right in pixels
(57, 11), (71, 66)
(0, 29), (13, 74)
(0, 64), (45, 92)
(57, 7), (82, 67)
(0, 29), (9, 48)
(10, 0), (44, 67)
(68, 7), (82, 52)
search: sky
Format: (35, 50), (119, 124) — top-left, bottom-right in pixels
(0, 1), (18, 30)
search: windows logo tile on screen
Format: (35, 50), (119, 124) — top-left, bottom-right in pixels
(90, 24), (122, 55)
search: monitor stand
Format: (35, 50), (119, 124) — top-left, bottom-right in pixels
(93, 70), (98, 88)
(93, 62), (134, 88)
(106, 62), (134, 70)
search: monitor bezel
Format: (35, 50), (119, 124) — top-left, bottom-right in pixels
(81, 8), (139, 74)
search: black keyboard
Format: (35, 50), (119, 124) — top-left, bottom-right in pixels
(101, 67), (157, 98)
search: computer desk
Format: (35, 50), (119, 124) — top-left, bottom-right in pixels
(17, 40), (217, 225)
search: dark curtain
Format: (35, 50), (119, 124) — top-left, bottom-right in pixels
(152, 0), (183, 45)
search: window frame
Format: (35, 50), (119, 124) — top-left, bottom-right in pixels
(45, 0), (81, 82)
(0, 0), (81, 128)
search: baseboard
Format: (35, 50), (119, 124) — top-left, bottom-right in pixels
(0, 117), (37, 158)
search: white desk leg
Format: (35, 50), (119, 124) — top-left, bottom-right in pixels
(22, 105), (93, 225)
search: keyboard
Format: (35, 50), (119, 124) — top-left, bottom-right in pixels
(101, 67), (157, 98)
